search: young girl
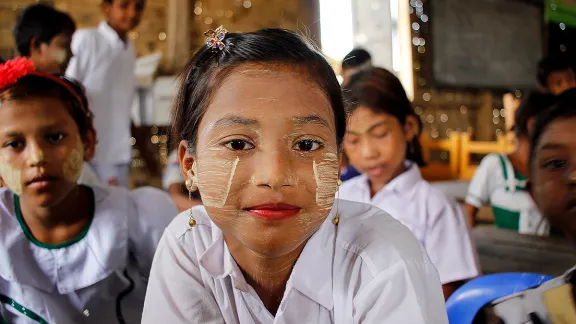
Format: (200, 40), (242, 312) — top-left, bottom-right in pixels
(338, 67), (479, 299)
(142, 28), (447, 323)
(0, 58), (177, 323)
(465, 91), (556, 235)
(474, 89), (576, 323)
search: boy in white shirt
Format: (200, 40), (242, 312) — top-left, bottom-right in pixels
(66, 0), (145, 187)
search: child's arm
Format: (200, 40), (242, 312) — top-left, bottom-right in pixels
(128, 187), (178, 278)
(353, 253), (448, 323)
(465, 154), (498, 227)
(65, 30), (91, 81)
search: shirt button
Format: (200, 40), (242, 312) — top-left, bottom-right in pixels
(83, 309), (90, 317)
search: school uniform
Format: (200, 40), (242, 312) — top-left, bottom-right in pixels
(465, 153), (550, 235)
(162, 151), (184, 190)
(0, 185), (177, 323)
(141, 200), (448, 324)
(66, 21), (136, 187)
(339, 162), (480, 285)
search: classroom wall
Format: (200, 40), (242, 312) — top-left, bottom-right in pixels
(0, 0), (319, 73)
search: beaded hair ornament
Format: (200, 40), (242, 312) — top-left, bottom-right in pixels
(205, 26), (228, 51)
(0, 57), (91, 118)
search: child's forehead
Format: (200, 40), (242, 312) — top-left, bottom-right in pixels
(536, 118), (576, 151)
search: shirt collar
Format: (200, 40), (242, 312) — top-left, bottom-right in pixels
(98, 21), (129, 47)
(198, 207), (337, 310)
(0, 186), (128, 294)
(354, 161), (422, 197)
(290, 212), (336, 310)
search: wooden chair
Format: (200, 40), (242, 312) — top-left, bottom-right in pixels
(459, 133), (515, 181)
(420, 132), (460, 181)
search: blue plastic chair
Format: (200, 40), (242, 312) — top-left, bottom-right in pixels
(446, 273), (554, 324)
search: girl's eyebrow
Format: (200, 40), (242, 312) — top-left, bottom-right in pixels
(347, 120), (391, 135)
(211, 115), (259, 131)
(293, 115), (332, 129)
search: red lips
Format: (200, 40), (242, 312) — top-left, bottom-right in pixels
(246, 203), (301, 221)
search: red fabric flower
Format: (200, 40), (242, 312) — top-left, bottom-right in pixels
(0, 57), (36, 90)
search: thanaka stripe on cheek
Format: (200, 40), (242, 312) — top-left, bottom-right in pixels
(313, 153), (339, 211)
(197, 156), (240, 208)
(0, 160), (22, 195)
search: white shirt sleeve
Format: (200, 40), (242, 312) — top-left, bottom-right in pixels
(424, 198), (481, 284)
(127, 187), (178, 279)
(66, 30), (90, 81)
(141, 229), (225, 324)
(353, 257), (448, 324)
(465, 154), (499, 208)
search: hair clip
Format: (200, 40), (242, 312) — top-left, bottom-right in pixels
(205, 26), (228, 51)
(0, 57), (36, 90)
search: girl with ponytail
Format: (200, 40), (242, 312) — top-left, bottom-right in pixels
(339, 67), (480, 299)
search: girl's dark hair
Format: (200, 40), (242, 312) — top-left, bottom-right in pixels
(171, 28), (346, 152)
(529, 88), (576, 167)
(343, 67), (426, 167)
(513, 91), (556, 138)
(0, 75), (94, 140)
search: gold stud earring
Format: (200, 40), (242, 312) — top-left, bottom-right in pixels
(185, 179), (192, 189)
(333, 178), (341, 225)
(188, 190), (197, 227)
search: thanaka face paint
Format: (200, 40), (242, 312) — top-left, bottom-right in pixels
(63, 149), (84, 183)
(0, 159), (22, 195)
(313, 152), (339, 211)
(195, 157), (239, 208)
(189, 63), (341, 265)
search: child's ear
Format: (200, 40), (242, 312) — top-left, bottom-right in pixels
(178, 140), (195, 182)
(404, 115), (419, 142)
(83, 129), (97, 161)
(29, 37), (43, 56)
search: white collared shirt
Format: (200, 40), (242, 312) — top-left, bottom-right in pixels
(66, 21), (136, 164)
(0, 185), (177, 323)
(339, 162), (480, 285)
(142, 200), (448, 324)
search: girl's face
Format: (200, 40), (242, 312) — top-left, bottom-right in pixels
(344, 107), (416, 188)
(530, 117), (576, 239)
(0, 97), (93, 207)
(31, 32), (74, 74)
(180, 64), (340, 257)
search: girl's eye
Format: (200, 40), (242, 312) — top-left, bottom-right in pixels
(3, 141), (23, 149)
(47, 133), (65, 143)
(294, 139), (323, 152)
(224, 139), (254, 151)
(543, 159), (567, 170)
(374, 132), (388, 138)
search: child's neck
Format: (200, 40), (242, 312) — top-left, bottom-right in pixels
(224, 234), (307, 315)
(106, 21), (128, 43)
(510, 138), (530, 176)
(368, 161), (407, 198)
(18, 186), (93, 245)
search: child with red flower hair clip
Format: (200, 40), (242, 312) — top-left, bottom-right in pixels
(0, 58), (177, 323)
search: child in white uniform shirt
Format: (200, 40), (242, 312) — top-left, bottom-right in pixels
(13, 3), (103, 188)
(66, 0), (145, 187)
(142, 28), (447, 323)
(338, 68), (480, 299)
(0, 58), (176, 323)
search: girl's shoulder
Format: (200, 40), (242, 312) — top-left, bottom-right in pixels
(336, 199), (429, 269)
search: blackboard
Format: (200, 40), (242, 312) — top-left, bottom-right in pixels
(431, 0), (543, 90)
